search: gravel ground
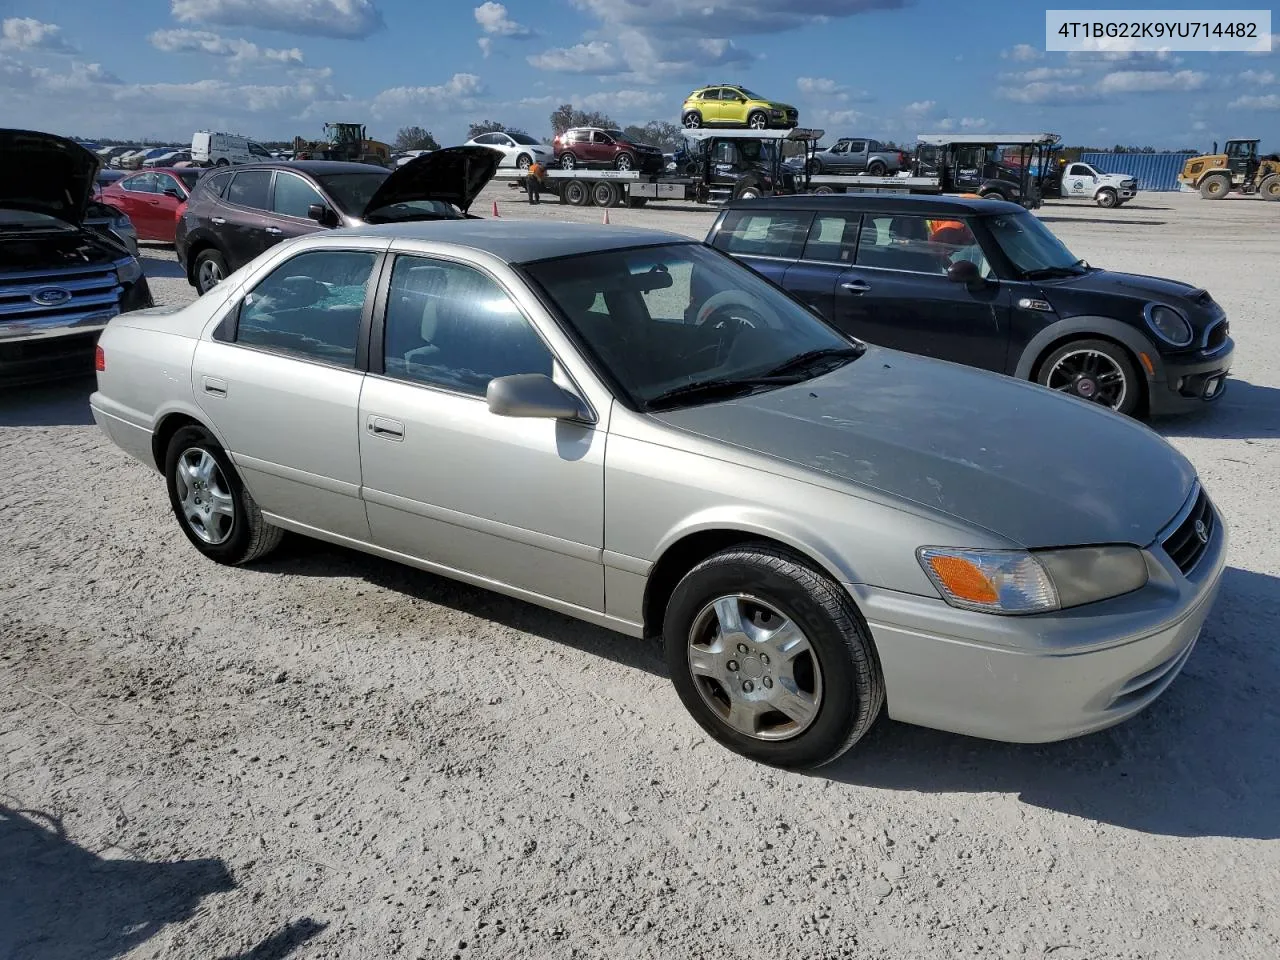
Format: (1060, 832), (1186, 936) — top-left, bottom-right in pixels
(2, 190), (1278, 960)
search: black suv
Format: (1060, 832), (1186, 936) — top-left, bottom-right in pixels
(1, 130), (152, 385)
(707, 194), (1233, 417)
(176, 147), (499, 293)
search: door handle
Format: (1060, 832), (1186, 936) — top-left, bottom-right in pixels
(210, 217), (226, 225)
(265, 226), (282, 235)
(202, 376), (228, 397)
(841, 280), (871, 294)
(366, 416), (404, 441)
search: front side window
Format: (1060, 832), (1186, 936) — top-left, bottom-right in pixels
(1068, 164), (1092, 177)
(856, 215), (949, 274)
(592, 131), (613, 144)
(236, 250), (378, 366)
(249, 142), (271, 158)
(272, 173), (325, 219)
(381, 256), (553, 395)
(715, 210), (812, 260)
(226, 170), (272, 210)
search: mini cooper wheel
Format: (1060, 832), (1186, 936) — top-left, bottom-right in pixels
(1038, 338), (1140, 416)
(747, 111), (769, 130)
(682, 111), (703, 129)
(193, 249), (228, 294)
(164, 425), (282, 565)
(664, 544), (884, 769)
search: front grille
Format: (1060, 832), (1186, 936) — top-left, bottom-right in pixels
(1163, 489), (1214, 574)
(0, 267), (121, 331)
(1204, 319), (1229, 351)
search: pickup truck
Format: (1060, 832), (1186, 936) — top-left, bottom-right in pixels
(794, 137), (906, 176)
(1045, 161), (1137, 207)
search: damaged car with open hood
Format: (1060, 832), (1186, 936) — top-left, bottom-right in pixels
(175, 146), (500, 294)
(1, 129), (153, 385)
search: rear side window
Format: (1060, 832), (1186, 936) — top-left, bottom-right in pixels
(856, 215), (948, 275)
(226, 170), (271, 210)
(714, 210), (811, 260)
(236, 250), (378, 367)
(802, 214), (860, 263)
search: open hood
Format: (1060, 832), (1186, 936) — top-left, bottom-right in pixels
(362, 146), (499, 216)
(0, 129), (100, 226)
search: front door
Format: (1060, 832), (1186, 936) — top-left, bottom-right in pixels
(358, 254), (606, 611)
(710, 207), (813, 286)
(1065, 163), (1096, 198)
(268, 170), (330, 243)
(586, 130), (614, 165)
(832, 213), (1010, 371)
(191, 245), (383, 541)
(218, 169), (276, 272)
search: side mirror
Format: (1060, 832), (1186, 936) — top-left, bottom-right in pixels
(486, 374), (587, 420)
(947, 259), (982, 285)
(307, 203), (336, 226)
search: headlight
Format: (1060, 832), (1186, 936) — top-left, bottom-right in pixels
(1144, 303), (1193, 347)
(115, 256), (143, 284)
(918, 545), (1148, 615)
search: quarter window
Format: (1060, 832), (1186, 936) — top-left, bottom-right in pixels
(236, 250), (378, 367)
(203, 171), (232, 198)
(226, 170), (271, 210)
(714, 210), (812, 260)
(272, 173), (325, 219)
(381, 256), (554, 396)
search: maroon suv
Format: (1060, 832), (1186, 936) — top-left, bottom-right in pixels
(552, 128), (665, 173)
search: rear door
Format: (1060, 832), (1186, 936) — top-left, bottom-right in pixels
(844, 140), (868, 172)
(115, 173), (163, 238)
(709, 207), (812, 286)
(702, 88), (726, 123)
(219, 169), (276, 271)
(781, 211), (862, 319)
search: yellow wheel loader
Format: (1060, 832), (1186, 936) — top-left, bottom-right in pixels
(1179, 138), (1280, 200)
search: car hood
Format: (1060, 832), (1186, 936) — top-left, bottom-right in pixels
(0, 223), (124, 271)
(0, 129), (99, 226)
(362, 146), (500, 216)
(1042, 268), (1211, 310)
(652, 348), (1195, 549)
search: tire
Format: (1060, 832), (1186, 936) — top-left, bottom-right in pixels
(516, 153), (532, 170)
(591, 181), (619, 207)
(164, 425), (282, 566)
(1199, 173), (1230, 199)
(193, 248), (228, 294)
(979, 190), (1007, 203)
(867, 160), (887, 177)
(663, 543), (884, 769)
(747, 111), (768, 130)
(214, 158), (229, 167)
(807, 158), (823, 175)
(1095, 187), (1118, 208)
(1260, 175), (1280, 200)
(558, 152), (577, 170)
(1036, 338), (1141, 417)
(562, 180), (589, 206)
(735, 183), (762, 200)
(812, 185), (835, 195)
(614, 152), (635, 171)
(682, 111), (702, 129)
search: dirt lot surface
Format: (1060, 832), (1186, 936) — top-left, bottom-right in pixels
(3, 190), (1278, 960)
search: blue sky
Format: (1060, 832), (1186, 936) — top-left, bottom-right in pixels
(1, 1), (1276, 147)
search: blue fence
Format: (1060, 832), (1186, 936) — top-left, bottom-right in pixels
(1079, 152), (1189, 192)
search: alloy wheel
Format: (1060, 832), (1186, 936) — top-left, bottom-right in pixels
(197, 259), (223, 293)
(1045, 348), (1128, 410)
(749, 114), (767, 130)
(175, 448), (235, 544)
(686, 594), (823, 741)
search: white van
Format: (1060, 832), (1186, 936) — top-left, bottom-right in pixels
(190, 131), (272, 167)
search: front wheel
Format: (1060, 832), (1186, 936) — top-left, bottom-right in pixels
(614, 152), (635, 171)
(1199, 173), (1230, 199)
(747, 111), (768, 130)
(164, 425), (282, 565)
(664, 544), (884, 769)
(1096, 187), (1118, 208)
(1037, 338), (1140, 416)
(516, 153), (532, 170)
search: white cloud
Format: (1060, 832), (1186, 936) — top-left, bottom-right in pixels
(1230, 93), (1280, 110)
(1237, 69), (1276, 84)
(1096, 69), (1207, 94)
(959, 116), (991, 130)
(996, 82), (1092, 105)
(1067, 49), (1182, 69)
(999, 66), (1082, 82)
(528, 40), (622, 74)
(1192, 120), (1207, 130)
(478, 37), (492, 57)
(812, 108), (864, 128)
(1, 17), (77, 53)
(148, 29), (304, 67)
(572, 89), (665, 114)
(903, 100), (936, 116)
(1002, 43), (1041, 62)
(474, 2), (531, 38)
(170, 0), (383, 39)
(571, 0), (904, 36)
(372, 73), (486, 117)
(795, 76), (871, 103)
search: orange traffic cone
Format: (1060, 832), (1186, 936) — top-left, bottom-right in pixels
(601, 207), (610, 225)
(492, 200), (500, 217)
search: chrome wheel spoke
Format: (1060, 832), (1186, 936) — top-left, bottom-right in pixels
(724, 697), (765, 735)
(768, 682), (819, 727)
(208, 489), (234, 518)
(688, 647), (722, 681)
(712, 596), (748, 645)
(763, 617), (810, 662)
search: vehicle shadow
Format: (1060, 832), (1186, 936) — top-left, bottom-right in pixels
(218, 918), (328, 960)
(0, 805), (235, 959)
(821, 566), (1280, 839)
(0, 376), (95, 427)
(256, 538), (666, 677)
(1156, 378), (1280, 440)
(140, 250), (186, 280)
(1038, 216), (1167, 227)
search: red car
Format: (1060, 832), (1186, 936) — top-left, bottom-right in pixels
(100, 168), (203, 243)
(552, 127), (665, 172)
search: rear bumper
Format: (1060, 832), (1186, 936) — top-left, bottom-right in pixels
(1148, 337), (1234, 416)
(0, 330), (103, 386)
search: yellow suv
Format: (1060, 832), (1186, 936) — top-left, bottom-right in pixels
(681, 84), (799, 130)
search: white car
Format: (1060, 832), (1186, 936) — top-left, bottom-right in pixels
(462, 131), (551, 170)
(1054, 161), (1137, 208)
(393, 149), (433, 167)
(191, 131), (273, 167)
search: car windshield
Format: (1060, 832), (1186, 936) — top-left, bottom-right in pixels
(522, 242), (863, 410)
(313, 172), (389, 214)
(983, 211), (1084, 278)
(734, 87), (762, 99)
(509, 133), (541, 145)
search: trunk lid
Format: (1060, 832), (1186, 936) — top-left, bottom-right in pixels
(361, 145), (499, 217)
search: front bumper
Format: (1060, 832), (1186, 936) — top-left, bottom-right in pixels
(848, 496), (1227, 743)
(1148, 336), (1234, 416)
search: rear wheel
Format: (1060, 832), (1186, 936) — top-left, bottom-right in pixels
(747, 111), (768, 130)
(591, 181), (620, 207)
(1199, 173), (1230, 199)
(1037, 338), (1140, 416)
(214, 158), (229, 167)
(1095, 187), (1118, 208)
(663, 544), (884, 769)
(562, 180), (589, 206)
(682, 111), (702, 129)
(164, 425), (282, 565)
(812, 185), (835, 195)
(979, 190), (1007, 203)
(1260, 175), (1280, 200)
(867, 160), (887, 176)
(193, 248), (227, 294)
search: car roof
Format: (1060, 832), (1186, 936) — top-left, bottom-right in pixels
(722, 194), (1023, 215)
(207, 160), (386, 175)
(333, 220), (692, 264)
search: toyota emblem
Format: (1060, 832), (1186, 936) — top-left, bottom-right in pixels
(31, 287), (72, 306)
(1194, 519), (1209, 544)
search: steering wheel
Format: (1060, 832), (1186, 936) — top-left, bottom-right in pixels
(694, 290), (769, 329)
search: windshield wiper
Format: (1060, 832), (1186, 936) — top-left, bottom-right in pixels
(645, 375), (804, 411)
(763, 344), (864, 378)
(1022, 265), (1085, 279)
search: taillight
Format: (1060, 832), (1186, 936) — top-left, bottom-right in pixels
(95, 344), (105, 371)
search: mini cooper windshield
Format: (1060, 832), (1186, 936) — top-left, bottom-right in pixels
(985, 211), (1086, 279)
(524, 242), (863, 410)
